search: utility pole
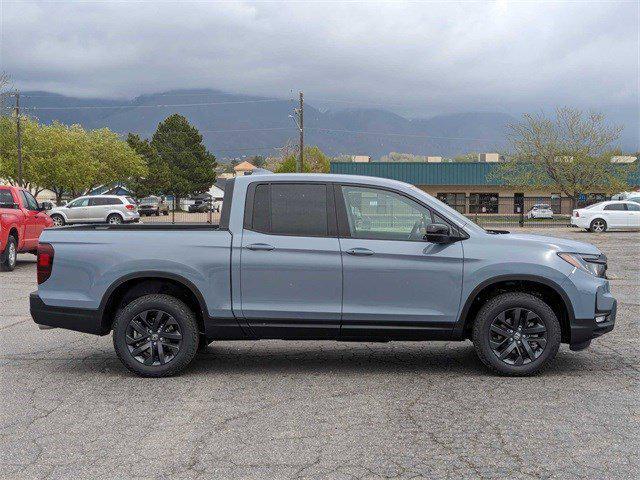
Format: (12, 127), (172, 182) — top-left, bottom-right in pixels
(15, 91), (24, 187)
(298, 91), (304, 173)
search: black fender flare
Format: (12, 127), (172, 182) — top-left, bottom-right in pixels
(451, 274), (575, 339)
(98, 271), (209, 332)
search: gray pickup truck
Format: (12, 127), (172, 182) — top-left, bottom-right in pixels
(30, 173), (616, 377)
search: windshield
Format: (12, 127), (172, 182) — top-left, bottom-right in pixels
(140, 197), (158, 205)
(409, 185), (487, 233)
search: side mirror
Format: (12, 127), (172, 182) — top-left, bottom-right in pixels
(425, 223), (452, 244)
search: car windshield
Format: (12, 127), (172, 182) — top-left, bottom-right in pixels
(140, 197), (158, 205)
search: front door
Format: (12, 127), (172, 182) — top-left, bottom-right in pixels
(337, 184), (464, 340)
(602, 203), (627, 228)
(625, 202), (640, 228)
(18, 190), (42, 248)
(240, 182), (342, 339)
(65, 197), (90, 222)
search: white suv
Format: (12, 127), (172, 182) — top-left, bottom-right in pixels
(571, 200), (640, 232)
(49, 195), (140, 226)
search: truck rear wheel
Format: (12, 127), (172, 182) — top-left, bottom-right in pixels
(0, 236), (17, 271)
(472, 292), (561, 376)
(112, 294), (200, 377)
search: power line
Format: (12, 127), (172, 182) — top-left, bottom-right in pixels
(306, 127), (494, 143)
(15, 98), (288, 111)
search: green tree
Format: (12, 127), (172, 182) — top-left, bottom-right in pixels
(1, 117), (146, 203)
(151, 114), (217, 202)
(126, 133), (171, 198)
(275, 145), (330, 173)
(492, 107), (629, 204)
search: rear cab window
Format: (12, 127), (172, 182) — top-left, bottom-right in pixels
(0, 189), (17, 207)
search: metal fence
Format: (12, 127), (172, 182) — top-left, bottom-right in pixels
(138, 198), (221, 225)
(440, 195), (584, 228)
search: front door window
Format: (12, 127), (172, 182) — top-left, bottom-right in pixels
(341, 185), (435, 241)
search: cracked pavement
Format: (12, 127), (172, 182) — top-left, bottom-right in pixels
(1, 228), (638, 479)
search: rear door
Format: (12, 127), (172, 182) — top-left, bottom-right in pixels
(88, 197), (109, 221)
(239, 181), (342, 339)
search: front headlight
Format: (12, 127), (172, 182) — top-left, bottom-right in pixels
(558, 252), (607, 277)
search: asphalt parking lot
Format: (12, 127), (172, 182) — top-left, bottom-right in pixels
(1, 228), (638, 479)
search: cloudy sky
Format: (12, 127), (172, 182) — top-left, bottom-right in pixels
(1, 0), (638, 120)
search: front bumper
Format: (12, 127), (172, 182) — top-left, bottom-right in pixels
(569, 299), (617, 350)
(30, 292), (104, 335)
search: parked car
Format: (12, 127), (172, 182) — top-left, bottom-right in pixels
(611, 191), (640, 203)
(48, 195), (139, 226)
(526, 204), (554, 219)
(0, 185), (54, 271)
(31, 173), (616, 377)
(138, 196), (170, 216)
(571, 200), (640, 232)
(188, 200), (211, 213)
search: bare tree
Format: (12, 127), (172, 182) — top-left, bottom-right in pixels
(493, 107), (630, 205)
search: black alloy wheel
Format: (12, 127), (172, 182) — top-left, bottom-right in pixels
(112, 294), (199, 377)
(489, 308), (547, 366)
(126, 309), (182, 366)
(472, 292), (561, 376)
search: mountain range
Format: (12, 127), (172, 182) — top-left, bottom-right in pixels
(9, 89), (634, 160)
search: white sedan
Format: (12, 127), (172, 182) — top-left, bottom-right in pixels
(526, 204), (554, 219)
(571, 200), (640, 232)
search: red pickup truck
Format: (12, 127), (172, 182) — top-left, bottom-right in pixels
(0, 185), (54, 271)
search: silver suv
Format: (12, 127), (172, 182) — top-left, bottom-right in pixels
(49, 195), (139, 226)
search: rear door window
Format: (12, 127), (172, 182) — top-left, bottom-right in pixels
(248, 183), (329, 237)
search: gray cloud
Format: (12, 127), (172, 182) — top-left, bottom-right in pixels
(1, 0), (638, 119)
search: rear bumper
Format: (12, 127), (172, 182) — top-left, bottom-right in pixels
(30, 292), (104, 335)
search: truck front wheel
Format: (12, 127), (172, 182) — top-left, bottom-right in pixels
(472, 292), (561, 376)
(112, 294), (200, 377)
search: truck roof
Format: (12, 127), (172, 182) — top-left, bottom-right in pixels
(234, 172), (413, 190)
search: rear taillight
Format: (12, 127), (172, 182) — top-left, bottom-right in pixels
(37, 243), (54, 284)
(575, 211), (579, 217)
(125, 204), (135, 210)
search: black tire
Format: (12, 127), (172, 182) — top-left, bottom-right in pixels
(589, 218), (607, 233)
(107, 213), (123, 225)
(50, 214), (65, 227)
(0, 235), (17, 272)
(112, 294), (200, 377)
(472, 292), (561, 376)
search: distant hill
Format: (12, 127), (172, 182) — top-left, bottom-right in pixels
(14, 89), (519, 159)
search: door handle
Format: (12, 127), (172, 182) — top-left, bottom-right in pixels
(246, 243), (275, 251)
(345, 247), (374, 256)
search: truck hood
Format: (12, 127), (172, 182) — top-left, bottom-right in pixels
(497, 232), (601, 255)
